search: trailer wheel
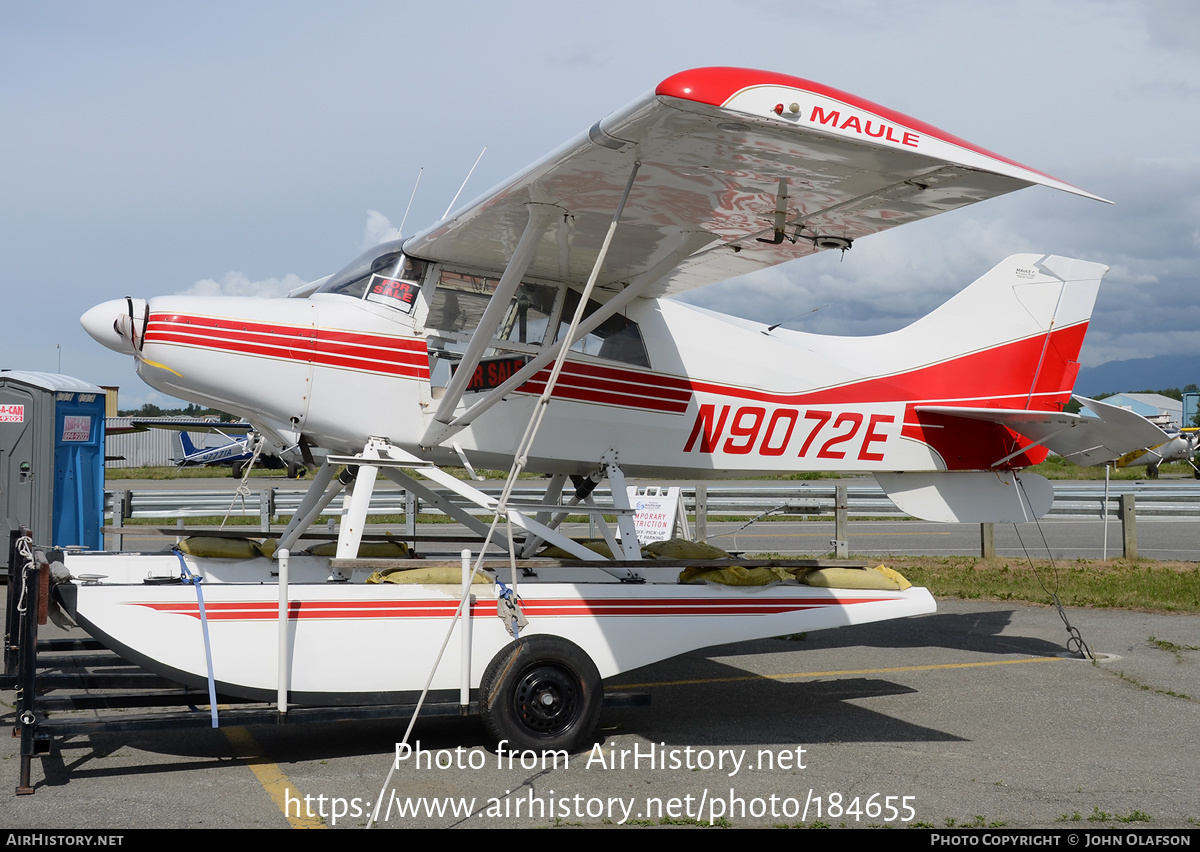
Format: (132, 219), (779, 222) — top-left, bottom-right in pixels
(480, 635), (602, 753)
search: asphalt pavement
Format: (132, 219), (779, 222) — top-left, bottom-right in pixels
(3, 599), (1197, 829)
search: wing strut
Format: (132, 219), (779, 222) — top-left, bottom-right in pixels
(989, 424), (1076, 468)
(421, 226), (711, 448)
(420, 202), (559, 447)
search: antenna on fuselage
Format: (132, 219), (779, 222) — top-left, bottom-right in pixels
(392, 168), (426, 280)
(762, 304), (828, 334)
(396, 167), (423, 238)
(442, 147), (487, 219)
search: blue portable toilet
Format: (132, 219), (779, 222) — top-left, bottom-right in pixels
(1, 372), (106, 570)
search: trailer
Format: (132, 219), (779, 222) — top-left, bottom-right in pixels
(5, 524), (935, 792)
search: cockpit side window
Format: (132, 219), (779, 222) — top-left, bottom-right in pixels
(424, 270), (650, 388)
(555, 290), (650, 367)
(425, 270), (497, 333)
(500, 283), (558, 347)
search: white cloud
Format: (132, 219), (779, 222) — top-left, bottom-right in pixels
(1079, 330), (1200, 365)
(361, 209), (399, 250)
(176, 271), (309, 298)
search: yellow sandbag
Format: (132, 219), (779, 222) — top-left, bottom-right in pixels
(307, 537), (410, 558)
(872, 564), (912, 591)
(176, 536), (262, 560)
(643, 538), (730, 560)
(802, 566), (905, 591)
(678, 565), (794, 585)
(257, 538), (277, 558)
(367, 566), (491, 585)
(539, 540), (614, 559)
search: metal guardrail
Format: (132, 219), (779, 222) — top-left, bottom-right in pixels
(105, 481), (1200, 525)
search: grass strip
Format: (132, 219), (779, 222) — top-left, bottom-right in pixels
(878, 555), (1200, 613)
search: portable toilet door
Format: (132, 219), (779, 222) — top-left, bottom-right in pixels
(52, 388), (106, 551)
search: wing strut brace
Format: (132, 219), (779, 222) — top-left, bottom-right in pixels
(494, 159), (642, 510)
(420, 202), (560, 447)
(421, 221), (711, 449)
(475, 159), (646, 578)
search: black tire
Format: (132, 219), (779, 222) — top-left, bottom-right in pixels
(286, 461), (305, 479)
(480, 635), (602, 754)
(231, 461), (246, 478)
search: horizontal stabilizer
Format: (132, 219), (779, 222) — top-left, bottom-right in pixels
(1065, 396), (1172, 465)
(916, 396), (1170, 467)
(875, 471), (1053, 523)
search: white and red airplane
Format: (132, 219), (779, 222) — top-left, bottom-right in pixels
(62, 68), (1155, 743)
(81, 68), (1141, 547)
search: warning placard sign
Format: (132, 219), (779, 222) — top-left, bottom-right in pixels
(62, 415), (92, 442)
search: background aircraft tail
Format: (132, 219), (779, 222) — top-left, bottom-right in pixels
(177, 431), (201, 460)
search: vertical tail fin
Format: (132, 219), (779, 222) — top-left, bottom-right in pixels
(878, 253), (1105, 411)
(865, 254), (1106, 471)
(178, 431), (200, 460)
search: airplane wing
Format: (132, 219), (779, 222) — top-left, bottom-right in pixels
(130, 419), (253, 435)
(917, 396), (1170, 467)
(404, 67), (1107, 298)
(104, 422), (149, 436)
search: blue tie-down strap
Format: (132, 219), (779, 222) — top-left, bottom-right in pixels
(495, 582), (528, 639)
(173, 549), (220, 728)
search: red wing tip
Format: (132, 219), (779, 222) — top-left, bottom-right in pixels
(655, 68), (1108, 204)
(656, 67), (820, 105)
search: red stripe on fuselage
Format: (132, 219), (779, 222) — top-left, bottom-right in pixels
(674, 324), (1088, 469)
(506, 360), (693, 414)
(145, 313), (430, 379)
(682, 323), (1088, 409)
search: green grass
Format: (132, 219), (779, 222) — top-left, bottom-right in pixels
(1029, 455), (1196, 480)
(880, 555), (1200, 613)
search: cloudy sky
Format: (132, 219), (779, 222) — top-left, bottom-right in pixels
(3, 1), (1197, 408)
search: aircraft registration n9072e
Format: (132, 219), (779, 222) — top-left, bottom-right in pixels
(59, 69), (1176, 750)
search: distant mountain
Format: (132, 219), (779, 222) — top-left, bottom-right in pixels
(1074, 355), (1200, 397)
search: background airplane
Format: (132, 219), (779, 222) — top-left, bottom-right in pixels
(126, 419), (305, 478)
(1115, 427), (1200, 478)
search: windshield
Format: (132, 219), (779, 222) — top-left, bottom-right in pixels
(316, 240), (427, 312)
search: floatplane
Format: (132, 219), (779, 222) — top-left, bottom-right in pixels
(64, 67), (1142, 749)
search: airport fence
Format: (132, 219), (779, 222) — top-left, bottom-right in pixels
(106, 480), (1200, 527)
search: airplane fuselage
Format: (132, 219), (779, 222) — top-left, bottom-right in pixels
(82, 252), (1102, 479)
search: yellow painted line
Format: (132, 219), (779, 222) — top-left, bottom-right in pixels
(614, 656), (1062, 689)
(139, 356), (183, 377)
(223, 725), (328, 829)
